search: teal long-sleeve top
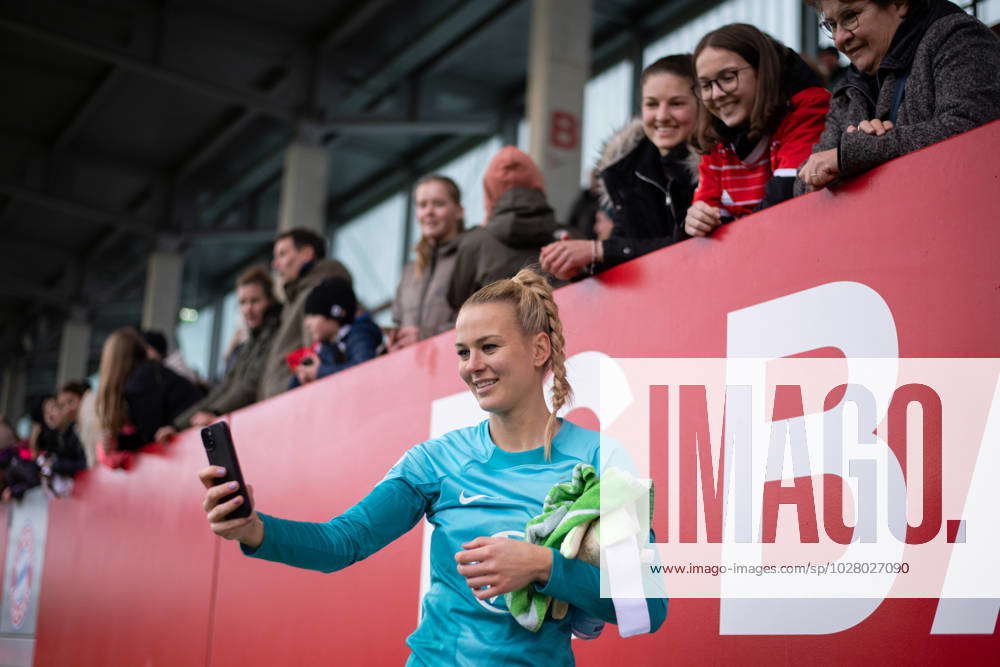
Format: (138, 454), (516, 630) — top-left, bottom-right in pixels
(242, 419), (667, 666)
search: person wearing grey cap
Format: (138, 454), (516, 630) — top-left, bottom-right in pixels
(289, 277), (384, 389)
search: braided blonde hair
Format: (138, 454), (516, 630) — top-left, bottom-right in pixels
(462, 267), (572, 460)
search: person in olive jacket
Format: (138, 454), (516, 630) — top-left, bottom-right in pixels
(157, 266), (282, 440)
(447, 147), (565, 310)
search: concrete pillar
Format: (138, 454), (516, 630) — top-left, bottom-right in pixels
(526, 0), (592, 220)
(141, 249), (183, 345)
(56, 316), (91, 387)
(277, 141), (330, 235)
(1, 360), (27, 422)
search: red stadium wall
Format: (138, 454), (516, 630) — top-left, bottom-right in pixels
(32, 121), (1000, 665)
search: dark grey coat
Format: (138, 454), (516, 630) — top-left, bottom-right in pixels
(806, 3), (1000, 183)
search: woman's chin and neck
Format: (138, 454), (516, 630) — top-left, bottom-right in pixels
(487, 392), (553, 453)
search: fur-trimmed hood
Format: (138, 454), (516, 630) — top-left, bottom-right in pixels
(595, 119), (699, 208)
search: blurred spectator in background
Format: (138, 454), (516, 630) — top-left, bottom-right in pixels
(817, 45), (848, 90)
(389, 175), (466, 351)
(0, 417), (39, 502)
(259, 228), (352, 399)
(140, 329), (200, 386)
(542, 55), (699, 280)
(564, 169), (614, 242)
(289, 278), (383, 389)
(686, 24), (830, 237)
(37, 381), (89, 496)
(798, 0), (1000, 192)
(158, 266), (282, 441)
(96, 327), (203, 466)
(448, 147), (565, 308)
(28, 395), (61, 457)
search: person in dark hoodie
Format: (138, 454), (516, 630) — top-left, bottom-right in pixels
(289, 277), (383, 389)
(685, 24), (830, 238)
(798, 0), (1000, 191)
(156, 266), (283, 441)
(541, 54), (700, 280)
(447, 147), (564, 309)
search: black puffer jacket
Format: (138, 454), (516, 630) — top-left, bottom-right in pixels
(597, 120), (699, 269)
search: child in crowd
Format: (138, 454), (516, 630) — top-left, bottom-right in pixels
(685, 23), (830, 237)
(289, 278), (383, 389)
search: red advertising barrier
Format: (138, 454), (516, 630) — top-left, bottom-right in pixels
(34, 121), (1000, 665)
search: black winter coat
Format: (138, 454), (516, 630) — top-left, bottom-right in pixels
(597, 121), (699, 269)
(119, 361), (204, 450)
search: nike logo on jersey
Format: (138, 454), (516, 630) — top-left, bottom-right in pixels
(459, 490), (490, 505)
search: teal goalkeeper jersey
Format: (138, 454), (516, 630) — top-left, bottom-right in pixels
(243, 419), (666, 666)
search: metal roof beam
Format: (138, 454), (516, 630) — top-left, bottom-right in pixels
(0, 17), (298, 124)
(0, 181), (159, 237)
(323, 115), (499, 135)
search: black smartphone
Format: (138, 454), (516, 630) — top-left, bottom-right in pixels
(201, 421), (252, 519)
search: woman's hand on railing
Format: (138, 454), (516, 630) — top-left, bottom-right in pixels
(684, 200), (723, 237)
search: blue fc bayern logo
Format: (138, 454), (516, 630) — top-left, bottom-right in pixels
(9, 523), (34, 629)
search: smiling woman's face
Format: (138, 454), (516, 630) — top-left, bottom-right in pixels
(695, 47), (758, 129)
(820, 0), (909, 75)
(454, 302), (547, 415)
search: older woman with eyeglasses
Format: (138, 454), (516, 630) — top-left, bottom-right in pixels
(798, 0), (1000, 191)
(685, 24), (830, 237)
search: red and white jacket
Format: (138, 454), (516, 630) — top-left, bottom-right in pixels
(693, 87), (830, 218)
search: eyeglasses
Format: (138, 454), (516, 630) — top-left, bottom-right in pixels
(693, 66), (753, 100)
(819, 7), (862, 38)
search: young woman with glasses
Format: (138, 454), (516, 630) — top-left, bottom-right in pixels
(798, 0), (1000, 191)
(684, 24), (830, 237)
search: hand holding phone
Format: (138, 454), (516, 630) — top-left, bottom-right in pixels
(198, 422), (263, 547)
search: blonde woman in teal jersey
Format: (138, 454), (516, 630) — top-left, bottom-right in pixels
(199, 268), (666, 665)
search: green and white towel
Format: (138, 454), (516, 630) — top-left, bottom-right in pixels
(505, 463), (655, 633)
(505, 463), (601, 632)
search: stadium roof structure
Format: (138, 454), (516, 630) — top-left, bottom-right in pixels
(0, 0), (721, 396)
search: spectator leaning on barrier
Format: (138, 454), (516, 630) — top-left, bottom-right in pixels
(96, 327), (204, 464)
(141, 329), (201, 386)
(797, 0), (1000, 192)
(37, 381), (89, 488)
(685, 24), (830, 238)
(541, 54), (700, 280)
(159, 266), (283, 441)
(389, 175), (466, 351)
(0, 417), (39, 502)
(258, 228), (352, 400)
(289, 277), (382, 389)
(448, 146), (566, 309)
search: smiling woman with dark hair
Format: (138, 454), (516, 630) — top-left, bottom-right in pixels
(684, 24), (830, 238)
(798, 0), (1000, 190)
